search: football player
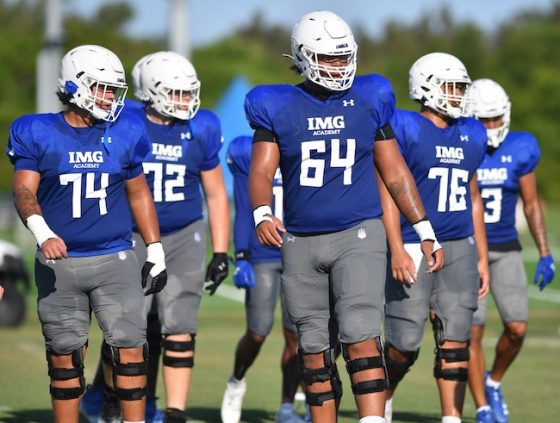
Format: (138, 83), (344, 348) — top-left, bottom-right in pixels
(7, 44), (167, 423)
(221, 135), (304, 423)
(381, 52), (490, 423)
(247, 11), (443, 423)
(466, 78), (555, 423)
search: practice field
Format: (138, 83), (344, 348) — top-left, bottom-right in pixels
(1, 206), (559, 422)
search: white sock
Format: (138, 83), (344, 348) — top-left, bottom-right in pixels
(359, 416), (385, 423)
(486, 376), (501, 388)
(477, 405), (491, 413)
(229, 375), (243, 385)
(441, 416), (461, 423)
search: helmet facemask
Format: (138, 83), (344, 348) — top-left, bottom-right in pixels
(78, 73), (127, 122)
(296, 45), (357, 91)
(151, 82), (201, 121)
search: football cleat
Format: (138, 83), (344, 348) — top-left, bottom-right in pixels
(146, 398), (165, 423)
(485, 372), (509, 423)
(98, 392), (121, 423)
(79, 385), (104, 423)
(275, 403), (305, 423)
(476, 407), (496, 423)
(163, 407), (187, 423)
(221, 376), (246, 423)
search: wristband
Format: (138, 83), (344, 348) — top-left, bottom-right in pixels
(146, 242), (165, 263)
(412, 219), (436, 242)
(235, 250), (250, 261)
(253, 205), (273, 228)
(26, 214), (57, 247)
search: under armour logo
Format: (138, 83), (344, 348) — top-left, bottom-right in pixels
(501, 155), (512, 163)
(357, 227), (367, 240)
(459, 135), (469, 142)
(343, 99), (355, 107)
(286, 236), (295, 243)
(180, 132), (191, 140)
(101, 136), (112, 144)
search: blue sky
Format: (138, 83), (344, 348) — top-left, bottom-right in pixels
(67, 0), (556, 47)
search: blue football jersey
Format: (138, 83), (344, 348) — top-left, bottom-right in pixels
(477, 131), (540, 244)
(7, 110), (150, 256)
(391, 109), (487, 242)
(245, 75), (395, 234)
(125, 98), (145, 110)
(129, 108), (223, 235)
(227, 135), (281, 264)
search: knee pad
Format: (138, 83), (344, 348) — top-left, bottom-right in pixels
(342, 338), (387, 395)
(46, 347), (85, 400)
(384, 343), (419, 388)
(162, 335), (196, 368)
(431, 315), (469, 381)
(299, 348), (343, 406)
(109, 344), (148, 401)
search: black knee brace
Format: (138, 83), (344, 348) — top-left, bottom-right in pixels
(46, 347), (85, 400)
(342, 339), (387, 395)
(384, 343), (419, 388)
(299, 348), (343, 406)
(162, 335), (195, 368)
(109, 344), (148, 401)
(432, 315), (469, 381)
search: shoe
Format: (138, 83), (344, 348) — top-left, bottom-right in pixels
(79, 385), (104, 423)
(275, 404), (305, 423)
(98, 392), (121, 423)
(163, 407), (187, 423)
(220, 376), (246, 423)
(476, 408), (495, 423)
(485, 372), (509, 423)
(146, 398), (165, 423)
(384, 398), (393, 423)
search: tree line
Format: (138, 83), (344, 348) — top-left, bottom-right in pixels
(1, 1), (559, 201)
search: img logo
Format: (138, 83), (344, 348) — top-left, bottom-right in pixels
(435, 146), (464, 164)
(68, 151), (103, 169)
(152, 143), (183, 161)
(307, 115), (345, 133)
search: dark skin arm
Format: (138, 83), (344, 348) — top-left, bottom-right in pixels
(249, 141), (285, 247)
(519, 172), (551, 257)
(125, 173), (160, 245)
(374, 139), (444, 273)
(13, 169), (67, 259)
(470, 175), (490, 298)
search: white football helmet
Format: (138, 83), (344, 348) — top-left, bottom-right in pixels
(467, 78), (511, 148)
(131, 53), (153, 101)
(409, 52), (472, 119)
(140, 51), (201, 120)
(58, 45), (127, 122)
(290, 10), (357, 91)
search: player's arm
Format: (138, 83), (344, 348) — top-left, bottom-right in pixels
(519, 171), (555, 289)
(13, 169), (67, 259)
(249, 137), (285, 247)
(201, 164), (230, 254)
(126, 172), (166, 295)
(374, 138), (443, 273)
(470, 175), (489, 298)
(377, 170), (418, 284)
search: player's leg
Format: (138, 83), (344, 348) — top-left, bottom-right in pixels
(156, 222), (206, 422)
(334, 219), (388, 421)
(485, 250), (529, 422)
(91, 250), (149, 423)
(282, 230), (338, 423)
(432, 238), (479, 421)
(145, 303), (164, 422)
(384, 241), (434, 418)
(35, 254), (91, 423)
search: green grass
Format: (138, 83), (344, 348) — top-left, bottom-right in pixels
(1, 283), (559, 423)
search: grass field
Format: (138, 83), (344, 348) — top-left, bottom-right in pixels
(1, 207), (559, 423)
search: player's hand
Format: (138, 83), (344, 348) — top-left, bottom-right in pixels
(41, 237), (68, 260)
(420, 240), (444, 274)
(233, 260), (256, 289)
(255, 215), (285, 247)
(477, 258), (490, 298)
(391, 247), (418, 284)
(142, 242), (167, 296)
(204, 252), (229, 295)
(534, 254), (555, 291)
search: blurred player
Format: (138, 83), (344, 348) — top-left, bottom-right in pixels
(247, 11), (443, 423)
(6, 44), (166, 423)
(381, 52), (489, 423)
(221, 135), (304, 423)
(466, 78), (556, 423)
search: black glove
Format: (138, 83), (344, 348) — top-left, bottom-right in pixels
(142, 242), (167, 296)
(204, 252), (229, 295)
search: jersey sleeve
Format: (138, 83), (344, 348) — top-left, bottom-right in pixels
(125, 115), (151, 180)
(244, 86), (274, 132)
(389, 109), (407, 156)
(6, 116), (40, 171)
(366, 74), (396, 130)
(200, 110), (224, 171)
(227, 136), (254, 253)
(516, 132), (541, 176)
